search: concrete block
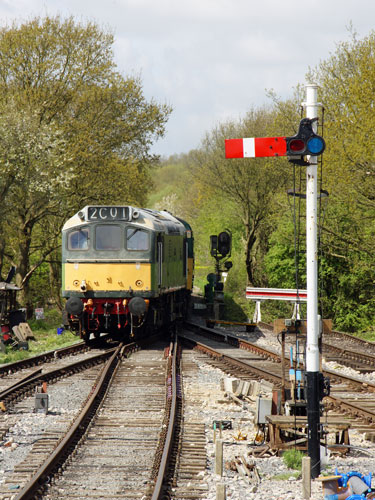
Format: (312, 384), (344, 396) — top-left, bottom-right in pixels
(250, 381), (260, 397)
(302, 456), (311, 499)
(260, 380), (274, 393)
(235, 380), (244, 396)
(35, 393), (49, 413)
(215, 439), (223, 476)
(241, 381), (251, 397)
(224, 377), (239, 393)
(216, 483), (226, 500)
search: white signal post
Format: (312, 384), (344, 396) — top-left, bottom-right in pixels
(304, 83), (322, 479)
(305, 84), (320, 373)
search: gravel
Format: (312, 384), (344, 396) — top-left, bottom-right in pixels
(182, 322), (375, 499)
(182, 350), (375, 499)
(0, 364), (100, 495)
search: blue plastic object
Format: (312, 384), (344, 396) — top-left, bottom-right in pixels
(334, 469), (372, 489)
(57, 327), (64, 335)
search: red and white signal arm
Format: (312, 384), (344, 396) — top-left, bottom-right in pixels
(225, 137), (287, 159)
(246, 287), (307, 302)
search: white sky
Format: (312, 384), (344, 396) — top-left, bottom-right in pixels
(0, 0), (374, 157)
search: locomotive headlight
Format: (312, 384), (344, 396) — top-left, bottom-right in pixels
(80, 280), (87, 291)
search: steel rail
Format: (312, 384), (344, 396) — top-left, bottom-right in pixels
(13, 342), (138, 500)
(330, 330), (375, 347)
(185, 320), (375, 393)
(180, 333), (283, 386)
(151, 337), (178, 500)
(0, 340), (87, 377)
(0, 368), (42, 393)
(185, 320), (280, 361)
(323, 341), (375, 367)
(324, 394), (375, 424)
(0, 347), (118, 405)
(258, 321), (375, 348)
(322, 366), (375, 393)
(183, 324), (375, 428)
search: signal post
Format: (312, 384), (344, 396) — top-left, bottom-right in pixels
(304, 84), (321, 479)
(225, 84), (325, 479)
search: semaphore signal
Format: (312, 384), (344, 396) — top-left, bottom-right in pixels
(225, 117), (325, 161)
(225, 88), (326, 480)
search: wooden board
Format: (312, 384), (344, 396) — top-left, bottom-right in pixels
(17, 322), (35, 340)
(12, 325), (26, 342)
(273, 318), (332, 335)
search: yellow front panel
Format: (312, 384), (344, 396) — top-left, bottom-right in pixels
(64, 263), (152, 292)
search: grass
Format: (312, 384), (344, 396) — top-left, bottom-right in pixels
(353, 330), (375, 342)
(0, 308), (80, 365)
(271, 471), (301, 481)
(282, 449), (306, 470)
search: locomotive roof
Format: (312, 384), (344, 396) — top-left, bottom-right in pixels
(62, 205), (188, 235)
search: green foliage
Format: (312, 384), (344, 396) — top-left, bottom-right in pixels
(0, 308), (78, 365)
(282, 449), (305, 470)
(0, 331), (79, 364)
(264, 216), (306, 289)
(222, 294), (249, 322)
(0, 15), (171, 308)
(189, 109), (291, 286)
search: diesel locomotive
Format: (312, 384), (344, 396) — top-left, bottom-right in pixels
(62, 205), (194, 342)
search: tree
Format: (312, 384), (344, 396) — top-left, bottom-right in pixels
(0, 16), (171, 308)
(190, 107), (291, 286)
(306, 31), (375, 330)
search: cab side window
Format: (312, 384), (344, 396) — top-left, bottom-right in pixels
(68, 229), (89, 250)
(126, 228), (149, 251)
(95, 225), (121, 250)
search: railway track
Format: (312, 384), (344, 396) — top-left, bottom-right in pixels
(258, 320), (375, 373)
(182, 322), (375, 438)
(0, 347), (118, 410)
(0, 333), (182, 500)
(168, 346), (208, 499)
(43, 342), (168, 499)
(0, 341), (89, 377)
(1, 331), (213, 500)
(2, 319), (375, 498)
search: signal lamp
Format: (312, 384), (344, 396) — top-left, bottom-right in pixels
(307, 136), (325, 155)
(288, 139), (306, 154)
(217, 231), (231, 258)
(286, 118), (325, 158)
